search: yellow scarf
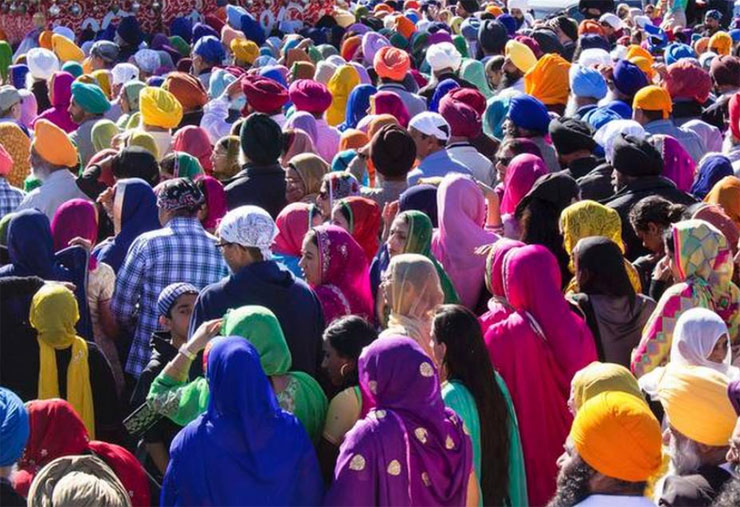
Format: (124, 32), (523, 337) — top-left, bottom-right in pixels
(326, 65), (361, 127)
(30, 285), (95, 438)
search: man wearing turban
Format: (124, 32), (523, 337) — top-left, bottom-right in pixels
(162, 72), (209, 128)
(240, 76), (289, 128)
(504, 95), (561, 172)
(68, 81), (112, 166)
(374, 46), (427, 117)
(138, 87), (184, 161)
(551, 391), (662, 506)
(17, 119), (90, 220)
(657, 364), (736, 506)
(500, 39), (536, 95)
(418, 42), (474, 101)
(549, 117), (599, 180)
(569, 64), (607, 119)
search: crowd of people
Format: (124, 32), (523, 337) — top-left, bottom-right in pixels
(1, 0), (740, 505)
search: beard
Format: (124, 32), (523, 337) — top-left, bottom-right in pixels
(669, 436), (702, 476)
(547, 459), (594, 507)
(499, 69), (523, 91)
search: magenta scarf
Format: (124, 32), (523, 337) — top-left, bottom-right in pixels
(479, 238), (524, 336)
(500, 153), (548, 215)
(653, 134), (695, 192)
(432, 174), (499, 309)
(197, 175), (227, 231)
(50, 198), (98, 270)
(32, 71), (77, 134)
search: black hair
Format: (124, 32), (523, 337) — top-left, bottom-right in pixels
(628, 196), (686, 232)
(575, 237), (636, 306)
(547, 455), (594, 507)
(432, 305), (510, 506)
(663, 226), (676, 255)
(640, 109), (665, 122)
(160, 153), (177, 177)
(324, 315), (377, 389)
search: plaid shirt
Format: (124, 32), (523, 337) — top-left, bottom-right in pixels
(111, 217), (228, 377)
(0, 177), (25, 218)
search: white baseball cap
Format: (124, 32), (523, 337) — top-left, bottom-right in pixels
(408, 112), (451, 141)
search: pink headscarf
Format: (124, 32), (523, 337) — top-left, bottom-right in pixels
(18, 90), (37, 129)
(172, 126), (214, 173)
(431, 173), (499, 309)
(50, 199), (98, 270)
(32, 71), (77, 133)
(372, 91), (410, 127)
(652, 134), (695, 192)
(500, 154), (548, 215)
(0, 144), (12, 177)
(197, 175), (227, 231)
(285, 112), (319, 144)
(479, 238), (524, 336)
(273, 202), (313, 257)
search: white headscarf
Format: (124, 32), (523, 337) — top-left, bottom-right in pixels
(217, 205), (277, 260)
(111, 63), (140, 86)
(133, 49), (160, 74)
(26, 48), (60, 81)
(670, 307), (738, 379)
(578, 48), (612, 68)
(426, 42), (463, 73)
(594, 119), (646, 163)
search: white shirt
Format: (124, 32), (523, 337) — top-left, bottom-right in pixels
(575, 494), (656, 507)
(446, 142), (496, 186)
(17, 169), (91, 221)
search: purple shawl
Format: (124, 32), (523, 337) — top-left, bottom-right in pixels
(326, 336), (473, 506)
(653, 134), (695, 193)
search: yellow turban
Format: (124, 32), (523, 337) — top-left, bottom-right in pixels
(231, 38), (259, 65)
(571, 391), (662, 482)
(657, 364), (736, 447)
(91, 69), (112, 99)
(32, 119), (78, 168)
(505, 40), (537, 74)
(708, 31), (732, 56)
(625, 44), (654, 66)
(571, 362), (644, 412)
(633, 85), (672, 119)
(629, 56), (654, 82)
(139, 86), (183, 129)
(51, 34), (83, 63)
(524, 53), (571, 106)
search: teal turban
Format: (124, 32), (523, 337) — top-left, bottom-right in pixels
(71, 81), (111, 114)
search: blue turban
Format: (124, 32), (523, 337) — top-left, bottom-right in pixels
(730, 29), (740, 42)
(192, 22), (219, 43)
(429, 78), (460, 113)
(117, 15), (143, 47)
(405, 11), (420, 24)
(193, 35), (226, 64)
(240, 13), (266, 46)
(226, 4), (248, 29)
(497, 14), (516, 36)
(9, 64), (28, 90)
(613, 60), (649, 97)
(259, 66), (288, 88)
(644, 23), (668, 52)
(570, 65), (607, 99)
(332, 149), (358, 172)
(170, 17), (192, 43)
(583, 106), (622, 130)
(461, 17), (481, 41)
(508, 95), (550, 134)
(254, 55), (277, 68)
(665, 43), (695, 65)
(484, 95), (511, 139)
(146, 75), (165, 87)
(580, 34), (610, 51)
(71, 81), (111, 114)
(0, 388), (29, 467)
(690, 154), (734, 199)
(605, 99), (632, 119)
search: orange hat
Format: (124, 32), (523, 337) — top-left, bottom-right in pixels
(39, 30), (53, 50)
(524, 53), (571, 106)
(374, 46), (410, 81)
(633, 85), (672, 119)
(395, 16), (416, 40)
(32, 119), (78, 167)
(485, 5), (503, 16)
(341, 35), (362, 61)
(709, 31), (732, 56)
(693, 37), (710, 55)
(374, 3), (393, 14)
(625, 44), (654, 66)
(579, 19), (605, 37)
(571, 391), (662, 482)
(162, 72), (208, 112)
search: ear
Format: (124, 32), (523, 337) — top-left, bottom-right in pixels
(158, 315), (172, 332)
(647, 222), (659, 236)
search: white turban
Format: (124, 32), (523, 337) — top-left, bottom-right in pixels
(315, 61), (338, 85)
(134, 49), (160, 74)
(426, 42), (462, 73)
(52, 25), (75, 41)
(579, 48), (612, 68)
(599, 13), (623, 30)
(594, 120), (646, 163)
(26, 48), (60, 81)
(217, 205), (277, 260)
(111, 63), (140, 86)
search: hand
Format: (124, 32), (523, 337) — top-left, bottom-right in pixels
(476, 180), (497, 202)
(382, 200), (400, 226)
(225, 77), (244, 100)
(97, 186), (115, 219)
(652, 256), (672, 282)
(188, 319), (223, 353)
(68, 237), (93, 251)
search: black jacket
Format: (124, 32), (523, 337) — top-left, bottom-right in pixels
(224, 163), (287, 219)
(563, 156), (602, 180)
(578, 162), (615, 202)
(660, 465), (732, 507)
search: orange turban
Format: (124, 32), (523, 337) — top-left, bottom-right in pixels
(39, 31), (53, 50)
(32, 119), (78, 167)
(374, 4), (393, 14)
(571, 391), (662, 482)
(693, 37), (710, 55)
(374, 46), (410, 81)
(395, 16), (416, 40)
(340, 129), (370, 151)
(524, 53), (571, 106)
(486, 5), (503, 16)
(709, 31), (732, 56)
(579, 19), (605, 36)
(625, 44), (654, 65)
(52, 34), (84, 63)
(633, 85), (672, 118)
(341, 36), (362, 61)
(162, 72), (208, 112)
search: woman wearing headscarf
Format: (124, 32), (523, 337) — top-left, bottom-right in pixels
(161, 337), (323, 506)
(331, 196), (381, 262)
(432, 174), (499, 311)
(479, 239), (525, 336)
(326, 336), (476, 506)
(632, 220), (740, 377)
(14, 399), (149, 506)
(499, 154), (548, 239)
(195, 176), (227, 234)
(18, 89), (38, 131)
(148, 307), (327, 442)
(0, 209), (70, 281)
(171, 125), (214, 173)
(370, 90), (410, 128)
(560, 200), (643, 294)
(299, 224), (373, 324)
(690, 154), (734, 199)
(273, 202), (320, 278)
(93, 178), (161, 273)
(315, 172), (361, 220)
(281, 128), (319, 166)
(209, 135), (240, 182)
(32, 71), (77, 133)
(285, 112), (320, 145)
(460, 59), (494, 99)
(116, 80), (146, 130)
(484, 245), (596, 506)
(91, 120), (120, 152)
(649, 134), (696, 193)
(285, 153), (329, 205)
(159, 152), (205, 181)
(339, 84), (376, 131)
(683, 119), (723, 154)
(704, 176), (740, 229)
(432, 305), (527, 507)
(568, 236), (657, 367)
(326, 65), (362, 127)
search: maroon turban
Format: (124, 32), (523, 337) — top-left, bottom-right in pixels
(710, 55), (740, 88)
(447, 88), (487, 116)
(439, 94), (482, 138)
(242, 75), (289, 114)
(288, 79), (332, 114)
(664, 60), (712, 103)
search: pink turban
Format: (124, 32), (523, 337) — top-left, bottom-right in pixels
(439, 94), (482, 138)
(288, 79), (333, 114)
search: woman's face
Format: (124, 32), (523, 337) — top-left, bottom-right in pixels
(495, 146), (514, 183)
(316, 181), (331, 218)
(708, 333), (729, 363)
(285, 166), (306, 204)
(429, 327), (447, 380)
(299, 235), (321, 286)
(211, 144), (230, 178)
(664, 241), (681, 281)
(387, 215), (409, 257)
(321, 339), (351, 387)
(636, 222), (665, 254)
(486, 66), (502, 90)
(330, 205), (351, 231)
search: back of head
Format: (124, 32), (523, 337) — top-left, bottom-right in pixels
(574, 236), (634, 301)
(612, 133), (664, 178)
(369, 123), (416, 178)
(240, 113), (282, 166)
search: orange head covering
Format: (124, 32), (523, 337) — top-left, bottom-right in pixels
(340, 129), (370, 151)
(32, 119), (78, 168)
(633, 85), (672, 119)
(221, 25), (245, 48)
(629, 56), (654, 81)
(579, 19), (605, 37)
(285, 48), (312, 68)
(291, 61), (316, 81)
(571, 391), (662, 482)
(625, 44), (654, 65)
(374, 46), (410, 82)
(51, 34), (84, 63)
(524, 53), (571, 106)
(162, 72), (208, 112)
(486, 5), (503, 16)
(367, 114), (399, 139)
(708, 31), (732, 56)
(341, 36), (362, 61)
(395, 16), (416, 40)
(374, 3), (393, 14)
(705, 176), (740, 229)
(39, 31), (53, 50)
(693, 37), (710, 55)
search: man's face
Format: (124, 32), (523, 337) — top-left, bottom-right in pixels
(409, 127), (430, 159)
(67, 99), (86, 124)
(706, 17), (719, 30)
(551, 439), (594, 506)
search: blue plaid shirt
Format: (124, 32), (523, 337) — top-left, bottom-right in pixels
(111, 217), (228, 377)
(0, 177), (25, 218)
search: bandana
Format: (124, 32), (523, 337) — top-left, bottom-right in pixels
(156, 177), (205, 212)
(217, 205), (277, 260)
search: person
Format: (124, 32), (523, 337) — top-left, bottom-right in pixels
(359, 124), (416, 208)
(632, 220), (740, 378)
(650, 134), (696, 194)
(484, 244), (596, 506)
(432, 305), (527, 507)
(479, 239), (525, 335)
(16, 120), (90, 221)
(549, 391), (662, 507)
(111, 178), (227, 378)
(209, 135), (240, 182)
(285, 153), (329, 205)
(690, 154), (734, 200)
(32, 71), (76, 133)
(504, 95), (561, 172)
(0, 121), (31, 190)
(0, 145), (24, 219)
(500, 154), (548, 239)
(160, 336), (323, 506)
(0, 387), (28, 507)
(67, 81), (112, 166)
(137, 86), (183, 161)
(569, 237), (657, 367)
(159, 152), (204, 181)
(225, 113), (287, 218)
(272, 202), (319, 278)
(162, 72), (208, 129)
(331, 196), (381, 262)
(406, 112), (471, 185)
(419, 42), (473, 101)
(115, 80), (146, 130)
(603, 134), (696, 260)
(289, 79), (340, 162)
(567, 362), (645, 416)
(432, 173), (499, 311)
(657, 364), (737, 506)
(325, 336), (478, 506)
(549, 118), (600, 181)
(240, 76), (290, 127)
(299, 224), (373, 324)
(171, 126), (213, 172)
(569, 64), (608, 120)
(130, 282), (198, 477)
(195, 175), (226, 234)
(500, 40), (536, 95)
(25, 48), (58, 114)
(315, 171), (361, 221)
(93, 178), (161, 273)
(318, 315), (378, 480)
(374, 46), (426, 117)
(192, 35), (225, 89)
(705, 176), (740, 229)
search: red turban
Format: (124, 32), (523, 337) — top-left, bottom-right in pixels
(446, 88), (486, 116)
(439, 94), (481, 138)
(288, 79), (332, 114)
(664, 60), (712, 103)
(241, 75), (289, 114)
